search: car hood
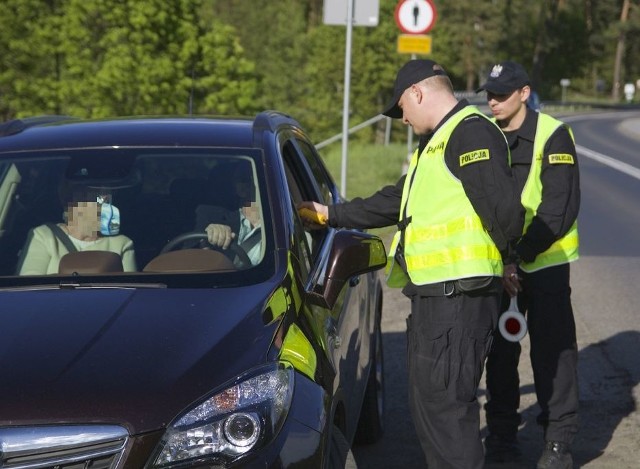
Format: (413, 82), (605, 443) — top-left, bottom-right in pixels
(0, 284), (278, 434)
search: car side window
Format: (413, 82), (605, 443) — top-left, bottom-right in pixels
(282, 163), (312, 275)
(281, 140), (329, 271)
(295, 139), (335, 206)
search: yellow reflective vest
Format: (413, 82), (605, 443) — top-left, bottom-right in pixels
(386, 106), (504, 288)
(518, 113), (579, 272)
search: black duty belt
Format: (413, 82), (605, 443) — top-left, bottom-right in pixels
(414, 276), (498, 297)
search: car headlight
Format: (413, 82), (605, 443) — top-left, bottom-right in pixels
(149, 363), (294, 467)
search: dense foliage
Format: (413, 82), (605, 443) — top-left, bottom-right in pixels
(1, 0), (638, 141)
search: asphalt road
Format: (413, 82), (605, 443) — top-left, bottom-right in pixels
(352, 110), (640, 469)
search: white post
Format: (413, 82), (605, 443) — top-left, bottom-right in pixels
(560, 78), (570, 103)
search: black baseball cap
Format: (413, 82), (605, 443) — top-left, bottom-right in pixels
(477, 61), (530, 95)
(382, 59), (448, 118)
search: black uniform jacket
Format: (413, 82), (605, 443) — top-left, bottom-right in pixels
(329, 100), (523, 260)
(504, 109), (580, 263)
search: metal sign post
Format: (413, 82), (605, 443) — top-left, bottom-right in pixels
(324, 0), (379, 198)
(340, 0), (354, 198)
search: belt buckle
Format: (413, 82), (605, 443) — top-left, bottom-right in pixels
(443, 281), (456, 297)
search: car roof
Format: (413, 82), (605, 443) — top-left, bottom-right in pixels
(0, 111), (301, 152)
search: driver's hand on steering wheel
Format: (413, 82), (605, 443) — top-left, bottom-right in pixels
(205, 224), (236, 250)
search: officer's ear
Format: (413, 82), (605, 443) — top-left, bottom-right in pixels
(519, 85), (531, 103)
(410, 84), (424, 104)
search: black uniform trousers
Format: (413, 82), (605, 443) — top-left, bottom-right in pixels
(406, 287), (499, 469)
(485, 263), (579, 445)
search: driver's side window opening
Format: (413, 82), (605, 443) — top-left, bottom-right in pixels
(281, 140), (329, 269)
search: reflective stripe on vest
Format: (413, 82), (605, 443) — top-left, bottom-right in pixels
(519, 113), (579, 272)
(386, 106), (504, 287)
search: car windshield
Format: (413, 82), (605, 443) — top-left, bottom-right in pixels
(0, 148), (274, 287)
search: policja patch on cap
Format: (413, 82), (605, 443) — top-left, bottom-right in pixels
(476, 61), (530, 95)
(382, 59), (448, 119)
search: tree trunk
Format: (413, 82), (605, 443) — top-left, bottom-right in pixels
(611, 0), (630, 101)
(531, 0), (563, 92)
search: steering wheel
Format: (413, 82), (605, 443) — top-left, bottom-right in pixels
(160, 232), (252, 268)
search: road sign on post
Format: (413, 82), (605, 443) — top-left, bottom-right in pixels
(395, 0), (437, 34)
(322, 0), (380, 26)
(324, 0), (379, 26)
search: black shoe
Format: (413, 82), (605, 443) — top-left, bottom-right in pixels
(536, 441), (573, 469)
(484, 434), (522, 463)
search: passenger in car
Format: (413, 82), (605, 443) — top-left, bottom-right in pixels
(194, 161), (262, 267)
(16, 184), (136, 275)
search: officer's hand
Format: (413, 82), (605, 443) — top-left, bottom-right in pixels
(297, 201), (328, 229)
(502, 263), (522, 297)
(205, 224), (236, 250)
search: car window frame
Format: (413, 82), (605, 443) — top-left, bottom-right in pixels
(276, 129), (340, 277)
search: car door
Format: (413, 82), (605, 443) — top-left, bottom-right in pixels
(278, 130), (372, 435)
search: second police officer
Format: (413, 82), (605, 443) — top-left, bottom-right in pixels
(477, 61), (580, 469)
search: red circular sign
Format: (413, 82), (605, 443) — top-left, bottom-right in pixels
(394, 0), (438, 35)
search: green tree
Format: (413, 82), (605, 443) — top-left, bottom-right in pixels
(0, 0), (66, 120)
(433, 0), (503, 91)
(206, 0), (308, 117)
(609, 0), (640, 100)
(0, 0), (259, 119)
(2, 0), (638, 128)
(59, 0), (258, 117)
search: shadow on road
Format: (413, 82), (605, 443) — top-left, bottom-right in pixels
(571, 330), (639, 466)
(352, 330), (425, 468)
(354, 328), (639, 469)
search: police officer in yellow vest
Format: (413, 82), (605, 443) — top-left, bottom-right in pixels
(299, 59), (523, 469)
(477, 61), (580, 469)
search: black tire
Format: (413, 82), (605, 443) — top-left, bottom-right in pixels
(328, 425), (358, 469)
(354, 316), (385, 445)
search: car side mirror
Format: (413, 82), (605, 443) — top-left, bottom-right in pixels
(308, 230), (387, 309)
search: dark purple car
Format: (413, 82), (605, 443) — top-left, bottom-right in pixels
(0, 112), (386, 468)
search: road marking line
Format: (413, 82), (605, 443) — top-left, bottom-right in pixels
(576, 144), (640, 182)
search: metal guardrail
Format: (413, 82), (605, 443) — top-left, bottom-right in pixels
(315, 90), (496, 150)
(315, 100), (640, 150)
(316, 114), (387, 149)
